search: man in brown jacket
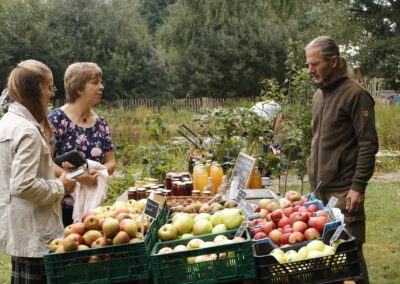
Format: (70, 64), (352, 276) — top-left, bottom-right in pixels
(305, 36), (379, 284)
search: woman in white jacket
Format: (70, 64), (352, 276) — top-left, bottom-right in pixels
(0, 60), (75, 283)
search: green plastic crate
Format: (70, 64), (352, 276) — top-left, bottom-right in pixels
(44, 202), (168, 284)
(150, 229), (255, 284)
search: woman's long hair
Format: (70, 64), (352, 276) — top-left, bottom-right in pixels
(7, 59), (53, 139)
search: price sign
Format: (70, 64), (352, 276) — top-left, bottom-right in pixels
(242, 202), (255, 218)
(330, 223), (346, 245)
(234, 221), (249, 238)
(326, 208), (335, 222)
(144, 198), (160, 220)
(208, 193), (222, 205)
(228, 176), (239, 200)
(326, 196), (338, 209)
(229, 152), (257, 189)
(235, 189), (247, 203)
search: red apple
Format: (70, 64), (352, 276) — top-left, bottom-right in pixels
(84, 215), (101, 231)
(120, 219), (138, 238)
(253, 232), (268, 240)
(280, 232), (291, 245)
(63, 233), (82, 251)
(288, 231), (305, 244)
(83, 230), (102, 247)
(307, 204), (319, 213)
(308, 216), (328, 233)
(91, 236), (111, 248)
(270, 209), (283, 223)
(260, 221), (277, 235)
(304, 227), (321, 240)
(282, 225), (293, 234)
(102, 218), (120, 239)
(315, 210), (328, 218)
(50, 238), (63, 252)
(285, 190), (301, 202)
(293, 212), (310, 224)
(250, 228), (262, 237)
(266, 202), (280, 213)
(293, 200), (304, 206)
(282, 207), (295, 217)
(279, 198), (293, 209)
(268, 229), (282, 244)
(278, 217), (291, 228)
(298, 206), (308, 213)
(292, 221), (308, 233)
(113, 231), (130, 244)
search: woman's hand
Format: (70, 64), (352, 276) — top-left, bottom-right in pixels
(75, 169), (99, 187)
(59, 173), (76, 195)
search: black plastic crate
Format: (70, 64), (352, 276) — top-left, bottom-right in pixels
(253, 229), (361, 284)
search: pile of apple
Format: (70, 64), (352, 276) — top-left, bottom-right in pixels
(157, 234), (246, 264)
(250, 191), (331, 247)
(269, 239), (342, 264)
(50, 199), (151, 258)
(170, 200), (237, 214)
(158, 209), (245, 241)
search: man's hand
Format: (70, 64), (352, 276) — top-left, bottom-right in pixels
(59, 173), (76, 195)
(346, 189), (364, 213)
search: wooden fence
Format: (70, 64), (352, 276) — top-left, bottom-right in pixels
(53, 96), (261, 112)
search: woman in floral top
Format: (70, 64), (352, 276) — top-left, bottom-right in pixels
(48, 62), (116, 226)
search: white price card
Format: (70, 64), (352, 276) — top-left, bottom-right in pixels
(330, 223), (346, 245)
(234, 221), (249, 238)
(208, 193), (221, 205)
(326, 196), (339, 209)
(228, 176), (239, 200)
(242, 202), (255, 218)
(235, 189), (247, 203)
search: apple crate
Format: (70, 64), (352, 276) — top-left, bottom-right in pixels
(252, 229), (361, 284)
(44, 203), (168, 284)
(150, 229), (255, 284)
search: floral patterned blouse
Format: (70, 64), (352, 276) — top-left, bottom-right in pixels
(48, 108), (114, 163)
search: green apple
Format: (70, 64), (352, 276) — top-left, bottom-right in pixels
(210, 212), (223, 226)
(271, 252), (285, 263)
(158, 224), (178, 241)
(212, 224), (228, 234)
(180, 233), (194, 239)
(297, 246), (309, 259)
(192, 219), (213, 235)
(172, 214), (194, 235)
(213, 235), (228, 244)
(307, 250), (324, 259)
(306, 240), (325, 252)
(187, 238), (204, 249)
(222, 209), (245, 230)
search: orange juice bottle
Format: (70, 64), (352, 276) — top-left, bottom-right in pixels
(197, 165), (209, 194)
(205, 160), (212, 176)
(210, 163), (223, 195)
(249, 167), (262, 189)
(192, 162), (200, 190)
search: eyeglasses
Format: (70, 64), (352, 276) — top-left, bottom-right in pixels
(50, 85), (58, 93)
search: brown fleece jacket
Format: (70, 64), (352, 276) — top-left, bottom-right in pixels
(307, 75), (379, 193)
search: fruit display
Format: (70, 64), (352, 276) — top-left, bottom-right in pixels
(252, 228), (362, 284)
(158, 208), (246, 241)
(150, 230), (255, 284)
(249, 192), (340, 247)
(49, 199), (152, 254)
(44, 200), (169, 283)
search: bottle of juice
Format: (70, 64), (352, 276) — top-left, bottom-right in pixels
(249, 167), (262, 189)
(217, 175), (229, 194)
(210, 163), (223, 195)
(203, 177), (213, 196)
(196, 165), (208, 194)
(192, 162), (200, 190)
(205, 160), (212, 176)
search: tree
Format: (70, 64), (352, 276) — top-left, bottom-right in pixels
(157, 0), (290, 98)
(136, 0), (176, 35)
(350, 0), (400, 90)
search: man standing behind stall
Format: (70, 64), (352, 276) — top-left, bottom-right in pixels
(305, 36), (378, 284)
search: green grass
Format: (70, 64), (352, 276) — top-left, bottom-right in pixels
(1, 180), (399, 283)
(375, 104), (400, 150)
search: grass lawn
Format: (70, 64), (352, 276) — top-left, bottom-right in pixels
(0, 180), (399, 283)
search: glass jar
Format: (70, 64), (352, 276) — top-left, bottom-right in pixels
(249, 168), (262, 189)
(137, 188), (146, 199)
(210, 163), (223, 194)
(171, 181), (179, 196)
(191, 190), (200, 197)
(127, 187), (137, 200)
(177, 182), (187, 196)
(185, 181), (193, 196)
(165, 173), (173, 190)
